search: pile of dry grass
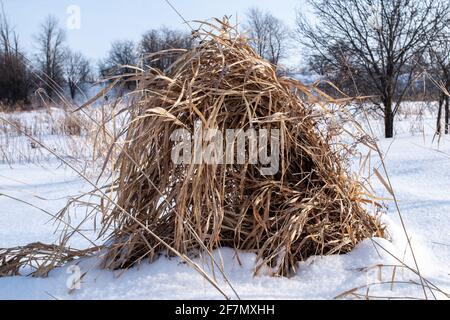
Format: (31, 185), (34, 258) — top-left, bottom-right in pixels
(0, 20), (383, 278)
(98, 20), (383, 276)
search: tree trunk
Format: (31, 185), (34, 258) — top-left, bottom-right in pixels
(69, 82), (76, 100)
(384, 99), (394, 139)
(437, 95), (444, 135)
(445, 96), (449, 135)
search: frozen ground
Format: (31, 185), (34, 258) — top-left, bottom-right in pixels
(0, 107), (449, 300)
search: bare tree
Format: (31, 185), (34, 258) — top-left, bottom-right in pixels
(296, 0), (450, 138)
(308, 40), (370, 98)
(245, 7), (289, 66)
(0, 7), (31, 107)
(64, 50), (92, 100)
(140, 27), (193, 71)
(99, 40), (138, 89)
(429, 34), (450, 135)
(34, 16), (66, 98)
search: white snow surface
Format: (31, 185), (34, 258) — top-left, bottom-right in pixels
(0, 108), (449, 300)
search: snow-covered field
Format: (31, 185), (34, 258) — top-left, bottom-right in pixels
(0, 105), (449, 300)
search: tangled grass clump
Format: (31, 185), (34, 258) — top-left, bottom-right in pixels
(99, 20), (384, 276)
(0, 20), (384, 280)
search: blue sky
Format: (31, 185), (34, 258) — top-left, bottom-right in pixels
(3, 0), (307, 64)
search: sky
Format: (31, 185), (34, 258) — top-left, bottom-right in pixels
(2, 0), (308, 66)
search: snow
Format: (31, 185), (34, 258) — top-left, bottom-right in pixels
(0, 162), (97, 249)
(0, 106), (449, 300)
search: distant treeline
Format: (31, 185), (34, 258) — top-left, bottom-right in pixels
(2, 1), (450, 137)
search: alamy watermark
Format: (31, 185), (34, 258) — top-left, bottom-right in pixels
(367, 3), (382, 30)
(170, 124), (280, 176)
(66, 265), (82, 290)
(66, 5), (81, 30)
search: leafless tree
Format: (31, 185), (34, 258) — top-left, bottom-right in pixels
(140, 27), (193, 71)
(296, 0), (450, 138)
(429, 33), (450, 135)
(308, 41), (370, 99)
(64, 50), (92, 100)
(99, 40), (138, 90)
(245, 7), (289, 66)
(0, 7), (31, 107)
(34, 16), (66, 98)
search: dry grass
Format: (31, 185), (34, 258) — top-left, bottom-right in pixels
(0, 20), (384, 280)
(0, 243), (100, 277)
(96, 20), (383, 277)
(0, 100), (119, 169)
(53, 112), (83, 136)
